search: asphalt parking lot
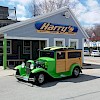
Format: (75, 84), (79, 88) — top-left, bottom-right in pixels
(0, 56), (100, 100)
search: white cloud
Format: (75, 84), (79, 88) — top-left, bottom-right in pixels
(71, 0), (100, 26)
(17, 17), (30, 21)
(79, 11), (100, 24)
(8, 0), (31, 21)
(7, 0), (100, 26)
(16, 4), (26, 16)
(72, 1), (87, 16)
(86, 0), (99, 10)
(15, 4), (28, 21)
(8, 0), (31, 5)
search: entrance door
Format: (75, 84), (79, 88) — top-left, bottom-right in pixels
(32, 41), (39, 60)
(56, 51), (66, 73)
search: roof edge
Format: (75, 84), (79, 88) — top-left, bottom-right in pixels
(0, 6), (69, 33)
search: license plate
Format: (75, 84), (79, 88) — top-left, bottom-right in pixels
(23, 77), (28, 81)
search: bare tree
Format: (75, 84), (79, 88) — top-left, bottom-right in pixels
(93, 25), (100, 36)
(29, 0), (76, 17)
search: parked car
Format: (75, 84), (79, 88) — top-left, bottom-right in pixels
(15, 46), (82, 86)
(84, 50), (90, 56)
(91, 50), (100, 56)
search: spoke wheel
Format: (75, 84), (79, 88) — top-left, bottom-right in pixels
(72, 67), (80, 78)
(35, 73), (45, 86)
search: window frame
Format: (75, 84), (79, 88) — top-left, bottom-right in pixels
(54, 38), (65, 47)
(0, 39), (12, 54)
(23, 40), (31, 54)
(69, 39), (79, 49)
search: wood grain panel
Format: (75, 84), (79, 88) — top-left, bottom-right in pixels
(56, 59), (66, 73)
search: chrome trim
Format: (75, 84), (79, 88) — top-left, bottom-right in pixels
(29, 78), (35, 82)
(15, 75), (35, 82)
(15, 75), (24, 79)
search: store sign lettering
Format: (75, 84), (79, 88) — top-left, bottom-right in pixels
(35, 22), (78, 34)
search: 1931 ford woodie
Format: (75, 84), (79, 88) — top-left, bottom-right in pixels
(15, 47), (82, 85)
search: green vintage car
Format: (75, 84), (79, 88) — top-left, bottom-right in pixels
(15, 46), (82, 85)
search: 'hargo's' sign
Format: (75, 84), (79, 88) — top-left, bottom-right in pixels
(35, 22), (78, 34)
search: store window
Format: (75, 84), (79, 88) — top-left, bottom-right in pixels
(69, 39), (78, 49)
(54, 38), (65, 47)
(23, 40), (30, 54)
(0, 40), (11, 54)
(56, 41), (63, 47)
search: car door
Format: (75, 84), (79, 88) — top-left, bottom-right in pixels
(56, 51), (66, 73)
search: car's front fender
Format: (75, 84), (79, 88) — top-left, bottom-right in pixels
(14, 65), (26, 75)
(14, 65), (22, 70)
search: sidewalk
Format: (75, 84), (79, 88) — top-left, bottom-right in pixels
(84, 56), (100, 65)
(0, 66), (15, 77)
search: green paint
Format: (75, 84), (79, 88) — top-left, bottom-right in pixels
(70, 63), (81, 75)
(15, 65), (26, 76)
(15, 47), (82, 81)
(31, 68), (48, 73)
(27, 60), (34, 64)
(3, 38), (7, 69)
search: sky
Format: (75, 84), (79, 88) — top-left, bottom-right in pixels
(0, 0), (100, 28)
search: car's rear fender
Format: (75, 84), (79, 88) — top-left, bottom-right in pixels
(70, 63), (82, 75)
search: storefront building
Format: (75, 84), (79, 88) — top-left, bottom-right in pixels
(0, 7), (89, 69)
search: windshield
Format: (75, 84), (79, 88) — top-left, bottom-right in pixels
(40, 51), (54, 58)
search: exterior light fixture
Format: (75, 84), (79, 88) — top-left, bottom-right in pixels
(63, 11), (70, 18)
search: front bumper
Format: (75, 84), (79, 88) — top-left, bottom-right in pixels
(15, 75), (35, 82)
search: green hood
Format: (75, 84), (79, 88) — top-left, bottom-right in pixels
(38, 57), (55, 62)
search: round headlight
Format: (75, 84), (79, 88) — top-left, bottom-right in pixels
(22, 62), (25, 68)
(30, 64), (34, 69)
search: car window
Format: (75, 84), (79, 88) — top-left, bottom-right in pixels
(57, 52), (65, 59)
